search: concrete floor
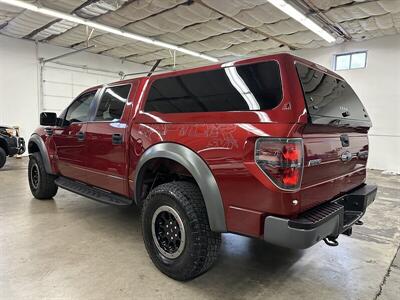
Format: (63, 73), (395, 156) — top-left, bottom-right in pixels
(0, 158), (399, 300)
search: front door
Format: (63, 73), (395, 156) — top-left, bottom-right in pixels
(52, 89), (98, 182)
(85, 83), (135, 196)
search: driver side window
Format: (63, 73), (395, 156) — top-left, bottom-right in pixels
(65, 91), (97, 125)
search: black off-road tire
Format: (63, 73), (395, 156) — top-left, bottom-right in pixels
(28, 153), (58, 199)
(0, 147), (6, 169)
(142, 181), (221, 281)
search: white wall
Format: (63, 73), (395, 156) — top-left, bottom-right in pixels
(0, 34), (149, 149)
(42, 62), (121, 114)
(294, 35), (400, 173)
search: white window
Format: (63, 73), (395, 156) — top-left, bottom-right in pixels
(334, 51), (367, 71)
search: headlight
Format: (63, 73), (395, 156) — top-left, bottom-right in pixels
(5, 128), (16, 136)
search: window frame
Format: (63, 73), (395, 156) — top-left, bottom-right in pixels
(91, 83), (133, 123)
(334, 51), (367, 71)
(62, 89), (99, 126)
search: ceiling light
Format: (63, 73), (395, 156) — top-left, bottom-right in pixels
(0, 0), (219, 62)
(267, 0), (336, 43)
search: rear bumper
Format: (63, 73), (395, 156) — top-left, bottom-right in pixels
(263, 184), (377, 249)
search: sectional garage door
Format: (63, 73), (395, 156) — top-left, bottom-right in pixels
(41, 62), (121, 115)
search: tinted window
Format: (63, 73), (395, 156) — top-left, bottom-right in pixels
(296, 63), (371, 126)
(95, 85), (131, 121)
(65, 91), (96, 124)
(144, 61), (282, 113)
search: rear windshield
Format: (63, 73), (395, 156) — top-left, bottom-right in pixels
(296, 63), (371, 127)
(144, 61), (282, 113)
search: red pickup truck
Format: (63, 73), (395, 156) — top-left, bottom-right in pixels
(28, 53), (377, 281)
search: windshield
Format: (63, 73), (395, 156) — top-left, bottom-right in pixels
(296, 63), (371, 127)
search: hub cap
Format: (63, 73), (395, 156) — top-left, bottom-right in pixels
(151, 205), (186, 259)
(30, 163), (39, 190)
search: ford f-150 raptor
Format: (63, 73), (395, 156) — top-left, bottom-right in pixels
(28, 54), (377, 281)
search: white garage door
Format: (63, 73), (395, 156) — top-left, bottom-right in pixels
(41, 62), (122, 114)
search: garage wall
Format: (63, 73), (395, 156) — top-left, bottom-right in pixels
(42, 63), (122, 114)
(0, 34), (149, 149)
(294, 35), (400, 173)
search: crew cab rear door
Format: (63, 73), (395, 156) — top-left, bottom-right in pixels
(84, 81), (137, 196)
(295, 62), (372, 211)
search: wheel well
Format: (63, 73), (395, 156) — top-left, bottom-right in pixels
(136, 158), (196, 204)
(28, 141), (40, 154)
(0, 139), (8, 155)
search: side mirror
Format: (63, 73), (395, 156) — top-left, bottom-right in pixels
(40, 112), (57, 126)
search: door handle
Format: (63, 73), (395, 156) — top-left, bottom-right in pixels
(76, 131), (85, 141)
(112, 133), (123, 145)
(340, 134), (349, 147)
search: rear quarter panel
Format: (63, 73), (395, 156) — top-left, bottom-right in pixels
(129, 55), (310, 237)
(129, 121), (304, 237)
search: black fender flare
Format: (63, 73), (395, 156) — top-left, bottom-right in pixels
(28, 134), (54, 174)
(134, 143), (227, 232)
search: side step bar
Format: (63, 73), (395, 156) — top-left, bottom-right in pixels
(55, 177), (132, 207)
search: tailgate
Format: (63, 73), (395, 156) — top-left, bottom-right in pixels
(300, 126), (369, 211)
(295, 62), (371, 211)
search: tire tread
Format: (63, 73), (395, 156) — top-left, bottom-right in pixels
(142, 181), (221, 280)
(0, 147), (6, 169)
(28, 153), (58, 199)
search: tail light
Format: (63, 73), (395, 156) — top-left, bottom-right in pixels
(255, 138), (304, 191)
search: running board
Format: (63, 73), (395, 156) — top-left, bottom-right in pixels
(55, 177), (132, 206)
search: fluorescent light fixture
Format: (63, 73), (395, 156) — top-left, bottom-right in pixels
(0, 0), (219, 62)
(267, 0), (336, 43)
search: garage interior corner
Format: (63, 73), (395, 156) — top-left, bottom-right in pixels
(1, 0), (400, 299)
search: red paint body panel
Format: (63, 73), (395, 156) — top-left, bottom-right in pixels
(85, 122), (128, 195)
(300, 125), (368, 211)
(226, 206), (264, 238)
(33, 53), (371, 238)
(84, 81), (139, 196)
(52, 123), (87, 182)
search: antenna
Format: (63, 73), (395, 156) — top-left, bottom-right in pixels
(146, 59), (162, 77)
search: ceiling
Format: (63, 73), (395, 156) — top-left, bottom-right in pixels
(0, 0), (399, 69)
